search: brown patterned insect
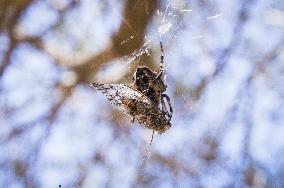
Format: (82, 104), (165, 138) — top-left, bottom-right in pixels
(91, 83), (171, 134)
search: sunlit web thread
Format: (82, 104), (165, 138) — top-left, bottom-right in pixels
(142, 151), (151, 162)
(181, 93), (193, 112)
(158, 1), (185, 41)
(207, 14), (223, 20)
(126, 40), (152, 64)
(180, 9), (192, 12)
(141, 146), (152, 166)
(163, 0), (172, 23)
(120, 35), (134, 45)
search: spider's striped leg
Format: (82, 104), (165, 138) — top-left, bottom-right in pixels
(159, 42), (164, 74)
(155, 42), (164, 81)
(161, 94), (173, 120)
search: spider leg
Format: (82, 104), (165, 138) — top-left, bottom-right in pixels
(155, 42), (164, 80)
(161, 93), (173, 120)
(155, 71), (163, 81)
(150, 130), (155, 145)
(159, 41), (164, 74)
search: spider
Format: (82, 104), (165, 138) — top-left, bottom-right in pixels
(131, 42), (173, 122)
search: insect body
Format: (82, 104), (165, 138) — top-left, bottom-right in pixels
(91, 83), (171, 134)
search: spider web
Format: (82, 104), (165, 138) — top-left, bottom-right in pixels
(94, 1), (196, 142)
(124, 0), (190, 65)
(123, 0), (223, 65)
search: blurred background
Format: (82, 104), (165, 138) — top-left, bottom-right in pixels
(0, 0), (284, 187)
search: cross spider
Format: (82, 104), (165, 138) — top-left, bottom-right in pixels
(131, 42), (173, 122)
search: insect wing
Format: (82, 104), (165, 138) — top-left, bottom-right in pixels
(91, 83), (171, 134)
